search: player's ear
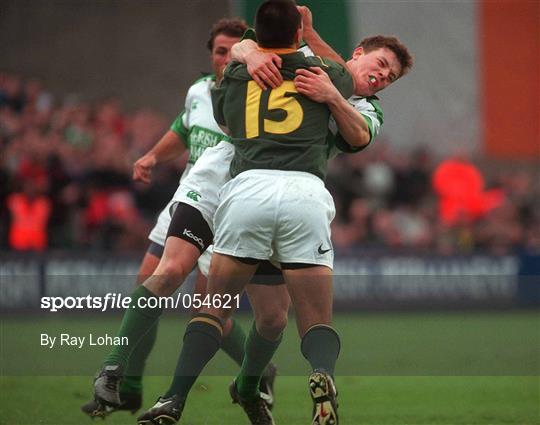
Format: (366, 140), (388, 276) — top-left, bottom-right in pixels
(352, 47), (364, 60)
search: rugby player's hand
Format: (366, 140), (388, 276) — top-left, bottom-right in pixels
(295, 67), (340, 103)
(133, 154), (157, 184)
(245, 49), (283, 90)
(297, 6), (313, 32)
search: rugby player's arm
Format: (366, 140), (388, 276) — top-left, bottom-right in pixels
(327, 93), (371, 149)
(133, 130), (187, 184)
(297, 6), (347, 67)
(296, 64), (370, 149)
(231, 39), (283, 89)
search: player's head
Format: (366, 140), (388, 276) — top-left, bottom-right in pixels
(255, 0), (302, 49)
(207, 18), (248, 82)
(347, 35), (413, 97)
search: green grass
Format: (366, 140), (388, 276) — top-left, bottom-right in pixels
(1, 312), (539, 424)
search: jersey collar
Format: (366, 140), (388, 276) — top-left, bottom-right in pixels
(257, 47), (297, 54)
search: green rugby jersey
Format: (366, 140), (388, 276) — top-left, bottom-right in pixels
(212, 51), (354, 180)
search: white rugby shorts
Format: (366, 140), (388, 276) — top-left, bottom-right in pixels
(171, 140), (234, 232)
(149, 141), (233, 276)
(148, 198), (176, 247)
(213, 169), (336, 269)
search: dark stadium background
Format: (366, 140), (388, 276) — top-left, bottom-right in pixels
(0, 1), (538, 424)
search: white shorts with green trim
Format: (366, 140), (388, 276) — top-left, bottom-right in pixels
(213, 169), (335, 269)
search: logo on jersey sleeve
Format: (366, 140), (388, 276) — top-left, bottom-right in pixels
(186, 190), (201, 202)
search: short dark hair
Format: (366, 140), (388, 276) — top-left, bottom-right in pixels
(255, 0), (301, 48)
(207, 18), (248, 51)
(358, 35), (414, 77)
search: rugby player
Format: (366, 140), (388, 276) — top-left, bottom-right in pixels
(136, 1), (412, 424)
(82, 17), (281, 418)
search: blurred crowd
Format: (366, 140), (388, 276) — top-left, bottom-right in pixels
(328, 146), (540, 255)
(1, 73), (539, 255)
(0, 73), (184, 252)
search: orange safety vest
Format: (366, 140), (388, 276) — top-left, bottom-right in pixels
(7, 193), (51, 251)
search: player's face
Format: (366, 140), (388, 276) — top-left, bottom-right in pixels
(347, 47), (401, 96)
(211, 34), (241, 83)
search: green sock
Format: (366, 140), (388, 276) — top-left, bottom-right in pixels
(120, 320), (158, 394)
(220, 319), (246, 366)
(236, 322), (282, 400)
(164, 314), (222, 399)
(300, 325), (341, 376)
(104, 286), (162, 369)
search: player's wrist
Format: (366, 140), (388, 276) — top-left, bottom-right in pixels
(142, 152), (158, 166)
(302, 27), (318, 45)
(325, 88), (343, 106)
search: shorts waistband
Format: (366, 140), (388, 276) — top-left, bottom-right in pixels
(238, 169), (323, 184)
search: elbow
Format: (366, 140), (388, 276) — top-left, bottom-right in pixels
(347, 129), (371, 148)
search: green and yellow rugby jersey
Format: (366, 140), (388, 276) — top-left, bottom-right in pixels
(170, 74), (231, 181)
(212, 50), (354, 180)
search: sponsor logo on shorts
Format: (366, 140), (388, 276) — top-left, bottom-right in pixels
(183, 228), (205, 250)
(186, 190), (201, 202)
(317, 244), (332, 255)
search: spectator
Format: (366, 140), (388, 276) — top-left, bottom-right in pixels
(7, 178), (51, 251)
(1, 72), (537, 255)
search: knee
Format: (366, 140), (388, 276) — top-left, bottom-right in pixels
(149, 259), (189, 296)
(256, 312), (288, 340)
(159, 257), (190, 279)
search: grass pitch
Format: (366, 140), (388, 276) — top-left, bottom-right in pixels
(1, 312), (538, 424)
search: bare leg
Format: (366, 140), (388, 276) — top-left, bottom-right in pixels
(233, 283), (290, 400)
(136, 251), (161, 284)
(246, 284), (290, 340)
(160, 253), (257, 401)
(143, 236), (200, 296)
(283, 265), (339, 424)
(283, 266), (333, 337)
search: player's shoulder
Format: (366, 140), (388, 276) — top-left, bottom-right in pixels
(304, 55), (342, 71)
(189, 73), (216, 89)
(185, 74), (216, 102)
(223, 61), (250, 81)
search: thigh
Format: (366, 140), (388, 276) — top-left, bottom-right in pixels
(144, 236), (200, 296)
(202, 253), (258, 321)
(166, 202), (213, 254)
(283, 266), (333, 337)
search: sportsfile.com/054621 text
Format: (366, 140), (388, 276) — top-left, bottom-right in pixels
(40, 292), (241, 312)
